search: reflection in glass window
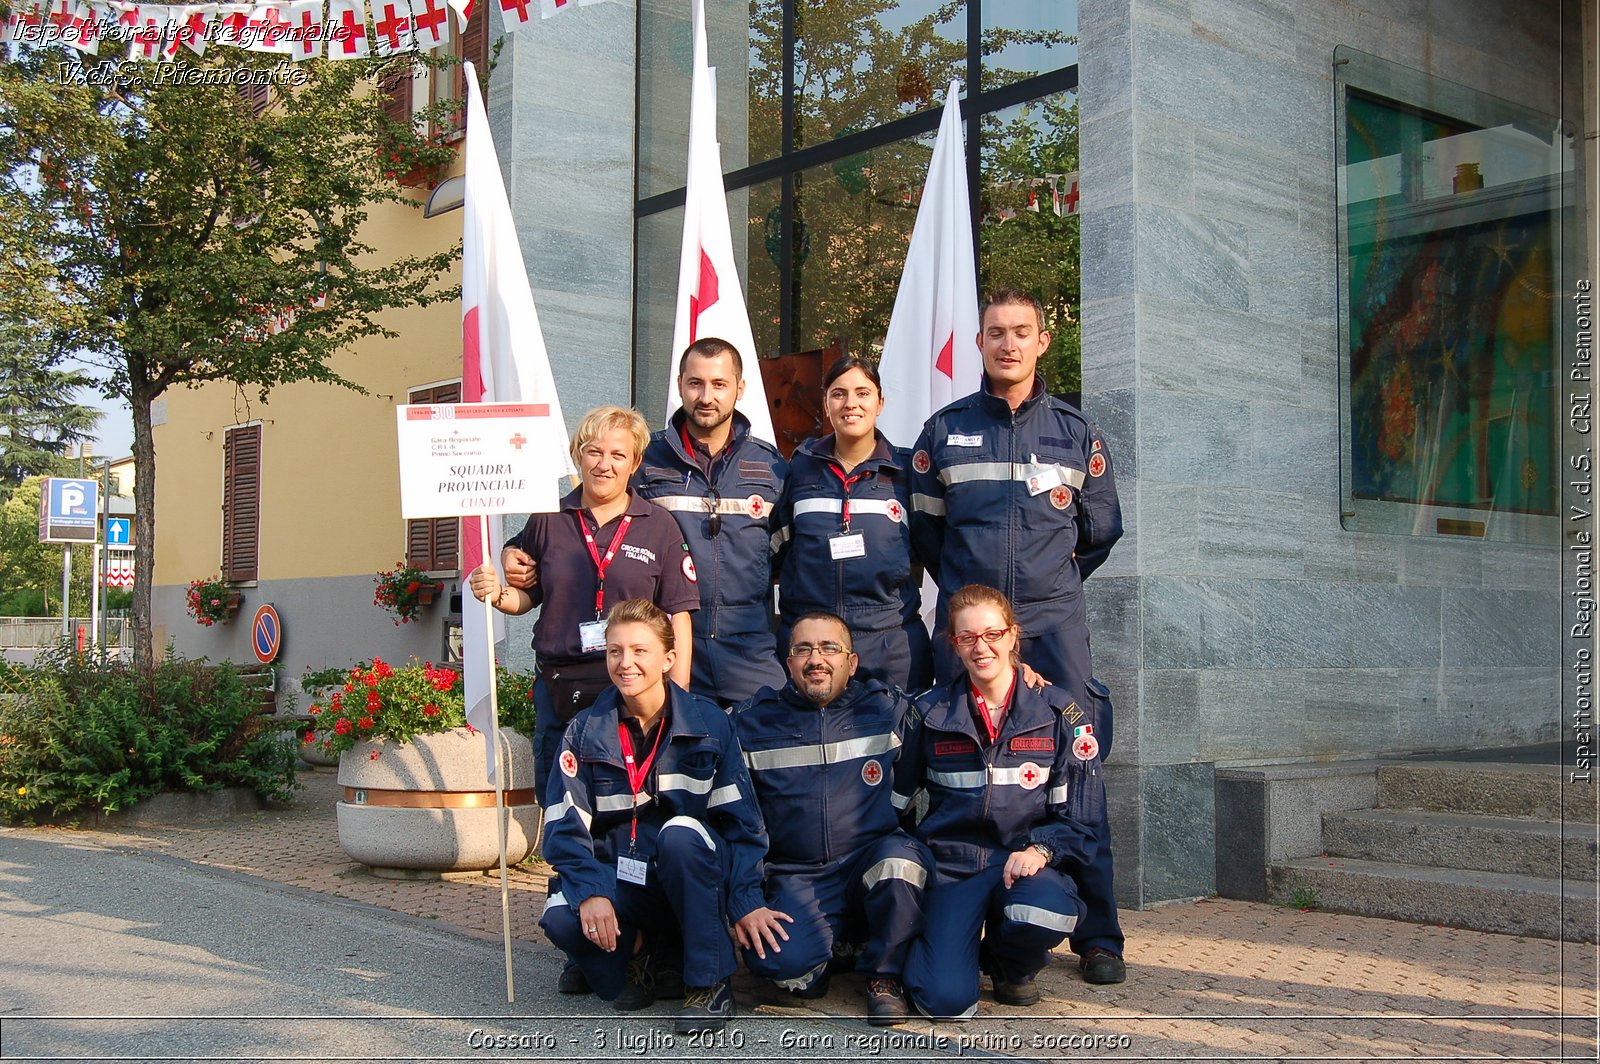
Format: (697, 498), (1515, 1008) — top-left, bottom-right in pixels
(1336, 56), (1572, 540)
(981, 0), (1077, 91)
(980, 92), (1080, 395)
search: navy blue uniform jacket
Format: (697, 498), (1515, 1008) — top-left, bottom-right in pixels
(893, 676), (1104, 880)
(733, 678), (918, 869)
(543, 682), (770, 921)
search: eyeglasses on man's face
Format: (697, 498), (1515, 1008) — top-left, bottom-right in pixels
(951, 627), (1012, 649)
(787, 641), (850, 659)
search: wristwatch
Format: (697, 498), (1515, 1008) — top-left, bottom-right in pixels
(1029, 841), (1054, 864)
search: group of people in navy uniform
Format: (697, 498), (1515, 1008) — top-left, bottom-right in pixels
(468, 288), (1124, 1033)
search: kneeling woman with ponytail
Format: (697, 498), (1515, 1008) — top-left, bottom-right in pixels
(539, 599), (767, 1033)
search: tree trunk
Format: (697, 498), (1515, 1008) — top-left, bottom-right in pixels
(130, 388), (156, 671)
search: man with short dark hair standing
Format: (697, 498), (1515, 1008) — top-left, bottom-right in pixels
(633, 337), (788, 705)
(908, 288), (1127, 985)
(733, 612), (931, 1026)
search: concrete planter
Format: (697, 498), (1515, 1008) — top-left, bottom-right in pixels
(336, 727), (541, 875)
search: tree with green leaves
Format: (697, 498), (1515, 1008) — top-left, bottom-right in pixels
(1, 45), (462, 667)
(0, 325), (100, 493)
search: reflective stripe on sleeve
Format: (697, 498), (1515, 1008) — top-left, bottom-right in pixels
(910, 492), (946, 516)
(1048, 782), (1070, 804)
(657, 772), (713, 796)
(927, 769), (986, 789)
(546, 794), (592, 831)
(707, 783), (741, 808)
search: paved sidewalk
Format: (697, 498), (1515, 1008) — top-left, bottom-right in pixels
(18, 768), (1599, 1061)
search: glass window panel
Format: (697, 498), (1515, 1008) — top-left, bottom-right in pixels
(744, 179), (783, 357)
(981, 0), (1077, 92)
(790, 130), (938, 355)
(1335, 48), (1573, 541)
(638, 0), (763, 199)
(792, 1), (965, 150)
(978, 91), (1081, 396)
(633, 206), (685, 423)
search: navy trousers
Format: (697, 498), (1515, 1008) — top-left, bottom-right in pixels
(742, 831), (932, 989)
(902, 863), (1083, 1020)
(690, 630), (786, 707)
(540, 817), (734, 998)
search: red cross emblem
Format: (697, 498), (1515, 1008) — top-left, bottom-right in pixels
(1073, 734), (1100, 762)
(886, 500), (903, 522)
(746, 494), (765, 518)
(681, 554), (697, 583)
(412, 0), (447, 39)
(47, 0), (70, 30)
(861, 759), (883, 786)
(508, 433), (527, 451)
(374, 1), (410, 47)
(500, 0), (531, 22)
(1017, 761), (1044, 790)
(559, 750), (578, 777)
(912, 449), (931, 474)
(335, 6), (366, 53)
(1049, 485), (1073, 510)
(1088, 452), (1106, 478)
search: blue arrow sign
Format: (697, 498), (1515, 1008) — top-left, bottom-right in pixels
(105, 517), (133, 550)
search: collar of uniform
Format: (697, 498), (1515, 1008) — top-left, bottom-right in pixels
(977, 373), (1047, 417)
(559, 487), (656, 521)
(662, 680), (713, 740)
(801, 432), (899, 474)
(667, 407), (753, 466)
(922, 673), (1054, 741)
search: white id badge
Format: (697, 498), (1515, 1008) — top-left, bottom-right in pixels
(829, 532), (866, 559)
(617, 854), (648, 886)
(1026, 464), (1064, 496)
(579, 620), (608, 653)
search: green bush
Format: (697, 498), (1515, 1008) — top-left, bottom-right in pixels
(0, 647), (299, 824)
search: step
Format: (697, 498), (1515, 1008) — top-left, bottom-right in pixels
(1323, 808), (1598, 882)
(1269, 856), (1597, 942)
(1377, 762), (1597, 823)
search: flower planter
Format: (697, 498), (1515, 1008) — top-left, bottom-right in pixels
(336, 726), (540, 875)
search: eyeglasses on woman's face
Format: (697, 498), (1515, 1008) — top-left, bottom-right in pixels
(950, 627), (1013, 650)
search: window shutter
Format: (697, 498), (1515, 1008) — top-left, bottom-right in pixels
(405, 383), (462, 573)
(379, 65), (413, 128)
(222, 424), (262, 583)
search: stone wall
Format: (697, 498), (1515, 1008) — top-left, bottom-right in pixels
(1079, 0), (1581, 905)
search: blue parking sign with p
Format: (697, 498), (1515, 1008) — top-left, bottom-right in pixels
(39, 478), (99, 543)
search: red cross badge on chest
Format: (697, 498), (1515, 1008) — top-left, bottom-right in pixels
(861, 759), (883, 786)
(1073, 733), (1100, 761)
(1017, 761), (1044, 790)
(1049, 485), (1073, 510)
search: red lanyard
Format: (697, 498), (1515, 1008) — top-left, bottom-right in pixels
(970, 676), (1016, 745)
(618, 715), (666, 847)
(578, 511), (633, 619)
(826, 463), (867, 530)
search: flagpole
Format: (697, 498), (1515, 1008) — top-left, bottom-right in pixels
(480, 519), (515, 1003)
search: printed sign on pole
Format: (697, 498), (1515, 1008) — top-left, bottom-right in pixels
(395, 403), (562, 519)
(38, 477), (99, 543)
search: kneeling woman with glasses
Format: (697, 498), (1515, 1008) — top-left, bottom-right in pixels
(539, 599), (767, 1034)
(893, 585), (1106, 1019)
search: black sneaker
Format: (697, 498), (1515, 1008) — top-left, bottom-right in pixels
(653, 965), (686, 1000)
(675, 979), (734, 1033)
(826, 938), (859, 974)
(613, 948), (657, 1011)
(980, 944), (1040, 1007)
(865, 977), (907, 1026)
(557, 959), (591, 995)
(1079, 947), (1127, 985)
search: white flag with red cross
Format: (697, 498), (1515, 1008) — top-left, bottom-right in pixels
(459, 59), (574, 777)
(499, 0), (532, 32)
(324, 0), (369, 58)
(664, 0), (775, 445)
(210, 3), (250, 45)
(170, 3), (210, 56)
(877, 80), (981, 450)
(126, 5), (167, 61)
(370, 0), (413, 54)
(283, 0), (323, 60)
(66, 2), (105, 52)
(408, 0), (447, 49)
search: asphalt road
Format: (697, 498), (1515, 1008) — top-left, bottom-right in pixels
(0, 832), (963, 1063)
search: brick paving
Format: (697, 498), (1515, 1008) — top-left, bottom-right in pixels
(26, 768), (1600, 1061)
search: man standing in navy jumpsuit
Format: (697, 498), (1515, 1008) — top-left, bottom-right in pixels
(733, 612), (932, 1025)
(632, 337), (788, 705)
(908, 287), (1127, 985)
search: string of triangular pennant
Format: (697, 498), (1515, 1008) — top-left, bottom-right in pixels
(2, 0), (603, 60)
